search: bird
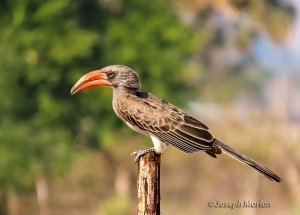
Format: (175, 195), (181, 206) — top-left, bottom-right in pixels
(70, 65), (282, 182)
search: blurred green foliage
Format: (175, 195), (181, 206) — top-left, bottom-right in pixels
(0, 0), (202, 192)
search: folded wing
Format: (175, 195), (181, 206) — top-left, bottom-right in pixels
(117, 92), (214, 153)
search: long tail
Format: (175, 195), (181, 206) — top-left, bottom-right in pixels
(214, 139), (282, 182)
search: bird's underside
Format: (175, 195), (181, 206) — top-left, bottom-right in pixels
(70, 64), (282, 183)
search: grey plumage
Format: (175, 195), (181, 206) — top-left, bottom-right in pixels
(112, 86), (281, 182)
(71, 64), (282, 183)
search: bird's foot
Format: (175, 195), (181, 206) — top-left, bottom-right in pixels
(131, 147), (156, 162)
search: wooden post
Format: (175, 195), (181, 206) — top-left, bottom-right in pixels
(137, 152), (161, 215)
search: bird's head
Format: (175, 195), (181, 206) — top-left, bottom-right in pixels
(70, 65), (140, 95)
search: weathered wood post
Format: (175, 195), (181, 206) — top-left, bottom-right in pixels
(137, 152), (161, 215)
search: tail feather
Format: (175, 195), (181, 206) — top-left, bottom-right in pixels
(214, 139), (282, 182)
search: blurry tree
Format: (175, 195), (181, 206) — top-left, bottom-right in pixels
(174, 0), (294, 102)
(0, 0), (97, 213)
(0, 0), (204, 214)
(175, 0), (294, 42)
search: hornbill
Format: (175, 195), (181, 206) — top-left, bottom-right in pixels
(71, 65), (282, 182)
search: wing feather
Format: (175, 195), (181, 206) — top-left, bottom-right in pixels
(176, 124), (213, 142)
(173, 129), (212, 149)
(153, 132), (196, 153)
(117, 91), (214, 153)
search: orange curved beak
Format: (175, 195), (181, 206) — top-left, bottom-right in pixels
(70, 70), (111, 95)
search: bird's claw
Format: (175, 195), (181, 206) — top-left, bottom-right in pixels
(131, 147), (156, 162)
(130, 151), (139, 161)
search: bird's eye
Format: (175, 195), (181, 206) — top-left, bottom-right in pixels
(107, 72), (115, 78)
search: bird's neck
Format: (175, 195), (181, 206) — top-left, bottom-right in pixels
(113, 86), (137, 96)
(112, 86), (137, 120)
